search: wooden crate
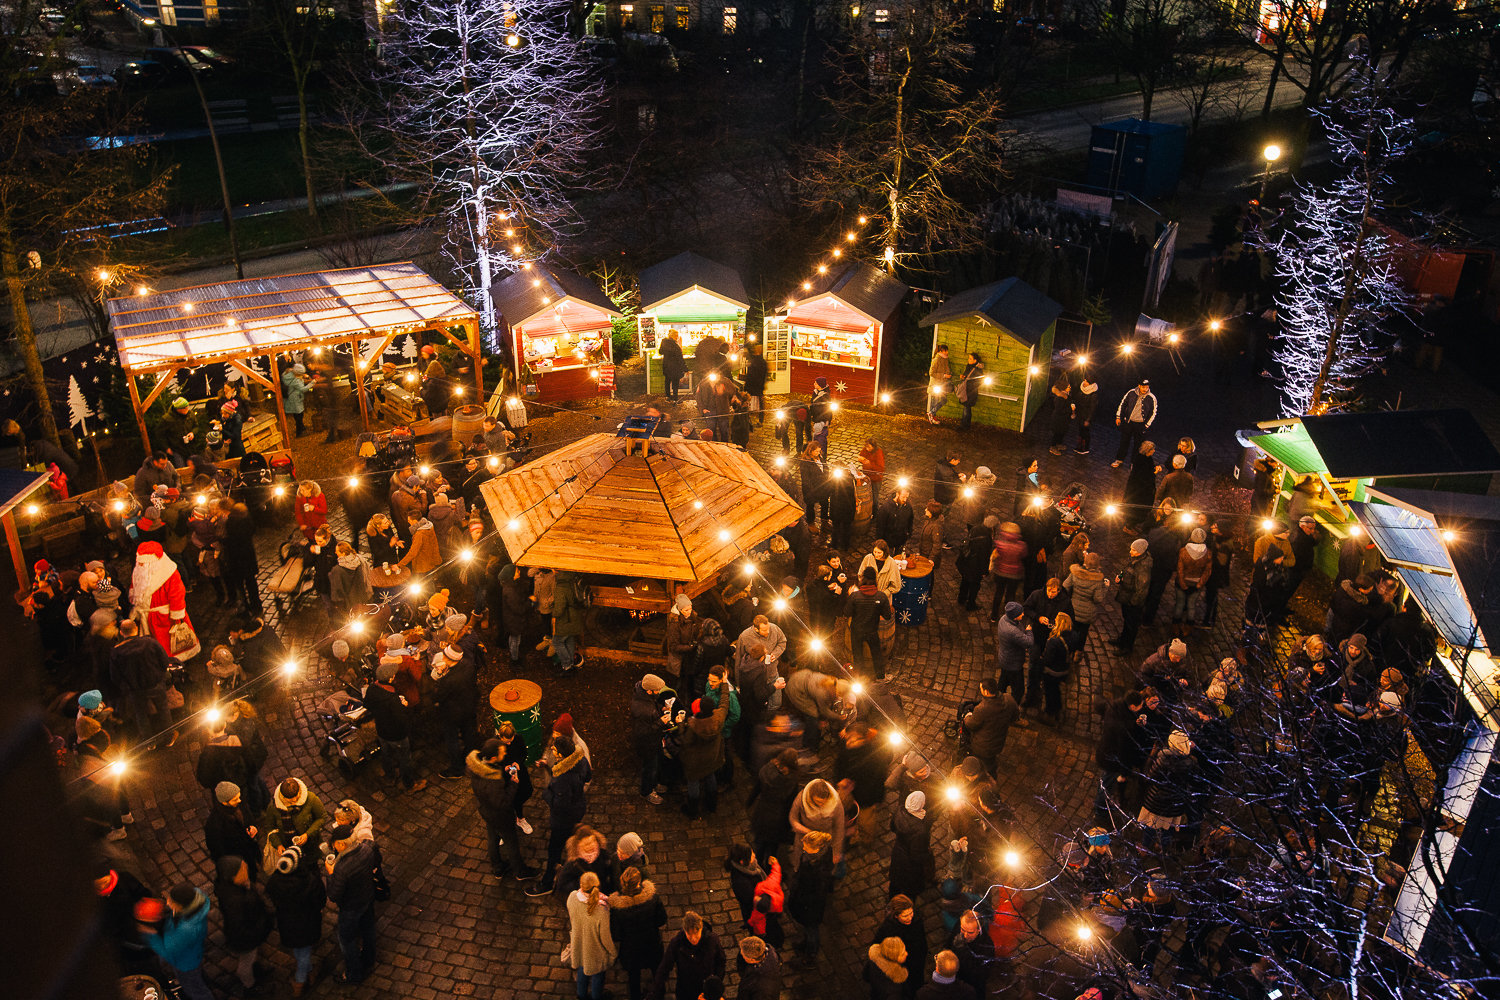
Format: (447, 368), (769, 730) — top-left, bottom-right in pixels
(377, 384), (427, 425)
(241, 412), (283, 454)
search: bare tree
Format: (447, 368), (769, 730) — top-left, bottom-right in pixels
(798, 1), (1007, 272)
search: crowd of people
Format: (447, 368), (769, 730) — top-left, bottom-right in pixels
(21, 342), (1447, 1000)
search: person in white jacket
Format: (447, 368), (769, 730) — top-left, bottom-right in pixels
(567, 871), (617, 1000)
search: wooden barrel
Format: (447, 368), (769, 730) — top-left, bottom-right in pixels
(854, 470), (873, 534)
(452, 403), (486, 445)
(490, 678), (545, 765)
(894, 554), (935, 627)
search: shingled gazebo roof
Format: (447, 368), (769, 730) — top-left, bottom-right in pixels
(480, 434), (803, 583)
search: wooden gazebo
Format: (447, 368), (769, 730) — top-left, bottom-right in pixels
(106, 263), (483, 452)
(480, 433), (803, 610)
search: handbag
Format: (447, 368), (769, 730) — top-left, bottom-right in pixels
(169, 620), (201, 661)
(165, 685), (186, 710)
(261, 839), (280, 875)
(955, 379), (970, 404)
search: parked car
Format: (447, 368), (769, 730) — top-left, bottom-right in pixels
(114, 60), (171, 89)
(145, 47), (216, 81)
(178, 45), (235, 69)
(55, 63), (116, 93)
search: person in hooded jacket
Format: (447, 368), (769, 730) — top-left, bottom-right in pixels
(534, 736), (592, 895)
(195, 715), (256, 801)
(889, 790), (935, 900)
(265, 845), (327, 996)
(144, 884), (215, 1000)
(467, 737), (539, 881)
(1062, 551), (1108, 651)
(612, 865), (667, 1000)
(262, 777), (329, 852)
(214, 855), (272, 992)
(993, 603), (1034, 700)
(1170, 527), (1213, 634)
(651, 910), (726, 1000)
(865, 936), (910, 1000)
(677, 695), (730, 818)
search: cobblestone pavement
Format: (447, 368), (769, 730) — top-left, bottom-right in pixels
(79, 341), (1466, 999)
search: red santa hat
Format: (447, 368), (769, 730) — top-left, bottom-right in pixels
(137, 541), (165, 558)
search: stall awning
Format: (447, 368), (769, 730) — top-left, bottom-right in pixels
(107, 263), (478, 374)
(492, 266), (621, 331)
(1246, 422), (1325, 475)
(782, 261), (909, 329)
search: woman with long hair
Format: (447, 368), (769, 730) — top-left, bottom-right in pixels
(364, 513), (403, 566)
(566, 870), (616, 1000)
(1039, 612), (1074, 722)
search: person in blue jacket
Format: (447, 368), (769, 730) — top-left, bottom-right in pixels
(144, 883), (214, 1000)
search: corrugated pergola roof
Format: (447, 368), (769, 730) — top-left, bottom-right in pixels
(107, 263), (478, 373)
(480, 433), (803, 583)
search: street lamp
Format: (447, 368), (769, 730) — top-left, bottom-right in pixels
(1260, 143), (1282, 201)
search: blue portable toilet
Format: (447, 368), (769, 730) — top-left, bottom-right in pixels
(1086, 118), (1186, 200)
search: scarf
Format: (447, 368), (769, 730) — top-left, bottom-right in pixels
(798, 781), (839, 822)
(338, 551), (365, 571)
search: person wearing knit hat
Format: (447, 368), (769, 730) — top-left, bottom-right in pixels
(1137, 730), (1198, 852)
(639, 673), (667, 695)
(79, 689), (104, 712)
(614, 831), (649, 884)
(1130, 538), (1149, 556)
(216, 781), (241, 804)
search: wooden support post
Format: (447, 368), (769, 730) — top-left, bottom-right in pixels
(471, 320), (484, 398)
(126, 371), (151, 454)
(140, 370), (178, 413)
(351, 338), (371, 433)
(268, 356), (293, 451)
(4, 511), (25, 601)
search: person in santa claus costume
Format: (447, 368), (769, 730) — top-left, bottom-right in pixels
(131, 541), (201, 661)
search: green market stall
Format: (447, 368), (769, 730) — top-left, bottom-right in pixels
(917, 278), (1061, 432)
(636, 252), (750, 396)
(1244, 409), (1500, 578)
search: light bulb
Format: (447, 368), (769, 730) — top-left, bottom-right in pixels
(349, 620), (365, 634)
(1264, 143), (1282, 162)
(1104, 504), (1118, 516)
(718, 528), (731, 542)
(694, 500), (705, 510)
(709, 372), (719, 382)
(1030, 495), (1043, 507)
(405, 374), (416, 384)
(1168, 332), (1181, 345)
(931, 384), (943, 395)
(772, 598), (787, 612)
(346, 478), (358, 489)
(452, 387), (465, 396)
(1350, 524), (1363, 537)
(1121, 343), (1135, 354)
(1028, 365), (1040, 376)
(204, 706), (222, 725)
(887, 730), (904, 747)
(774, 456), (787, 468)
(24, 503), (38, 515)
(1179, 513), (1193, 526)
(1003, 849), (1021, 868)
(846, 232), (857, 241)
(1208, 320), (1222, 332)
(97, 268), (111, 282)
(108, 759), (127, 777)
(742, 562), (755, 576)
(282, 660), (297, 677)
(506, 519), (520, 532)
(136, 286), (148, 296)
(1261, 519), (1275, 532)
(802, 282), (812, 291)
(880, 392), (892, 404)
(459, 549), (474, 562)
(808, 637), (824, 652)
(419, 465), (431, 476)
(182, 302), (193, 312)
(832, 467), (845, 479)
(487, 457), (499, 468)
(194, 493), (206, 506)
(273, 485), (286, 497)
(981, 376), (993, 386)
(1077, 925), (1094, 942)
(112, 500), (125, 512)
(944, 784), (962, 802)
(850, 682), (865, 696)
(408, 583), (424, 597)
(897, 477), (910, 489)
(1442, 529), (1456, 542)
(829, 401), (840, 412)
(962, 487), (974, 498)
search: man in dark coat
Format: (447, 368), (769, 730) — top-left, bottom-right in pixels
(467, 737), (538, 880)
(264, 845), (327, 994)
(534, 736), (592, 894)
(749, 748), (800, 863)
(876, 488), (916, 554)
(736, 935), (782, 1000)
(651, 911), (726, 1000)
(660, 331), (687, 402)
(962, 677), (1020, 775)
(432, 644), (479, 779)
(325, 823), (379, 985)
(205, 781), (260, 874)
(109, 619), (175, 746)
(1021, 580), (1070, 709)
(915, 949), (978, 1000)
(993, 603), (1034, 699)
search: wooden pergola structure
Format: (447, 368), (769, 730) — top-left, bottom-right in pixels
(0, 469), (51, 598)
(480, 433), (803, 610)
(106, 263), (483, 453)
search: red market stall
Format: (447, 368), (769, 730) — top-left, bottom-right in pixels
(494, 267), (622, 404)
(763, 261), (908, 404)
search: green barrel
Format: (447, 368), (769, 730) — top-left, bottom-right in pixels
(489, 679), (545, 765)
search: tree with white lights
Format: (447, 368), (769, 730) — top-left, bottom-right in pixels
(1259, 72), (1412, 417)
(360, 0), (605, 345)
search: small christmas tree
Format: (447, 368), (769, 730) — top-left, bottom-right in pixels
(401, 335), (418, 363)
(66, 374), (94, 432)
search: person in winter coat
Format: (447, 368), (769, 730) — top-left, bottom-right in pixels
(1072, 376), (1100, 455)
(748, 855), (786, 949)
(877, 489), (916, 554)
(1156, 454), (1195, 509)
(364, 513), (404, 567)
(874, 895), (927, 1000)
(866, 936), (910, 1000)
(1039, 613), (1073, 722)
(1138, 729), (1198, 853)
(659, 329), (687, 401)
(430, 643), (479, 778)
(397, 513), (441, 578)
(552, 571), (587, 672)
(750, 748), (801, 862)
(537, 736), (592, 894)
(262, 777), (328, 851)
(828, 465), (859, 551)
(786, 830), (835, 958)
(1139, 638), (1193, 702)
(1094, 688), (1166, 819)
(196, 715), (256, 800)
(294, 481), (327, 541)
(963, 678), (1020, 775)
(553, 826), (615, 902)
(676, 695), (730, 818)
(329, 541), (372, 615)
(494, 562), (532, 665)
(651, 911), (726, 1000)
(1171, 527), (1213, 631)
(1021, 578), (1071, 708)
(849, 565), (895, 680)
(612, 866), (667, 1000)
(950, 913), (995, 1000)
(798, 443), (830, 531)
(955, 521), (993, 611)
(214, 855), (272, 992)
(389, 477), (427, 546)
(467, 738), (538, 880)
(986, 521), (1027, 621)
(143, 884), (215, 1000)
(1122, 440), (1161, 532)
(738, 935), (783, 1000)
(1328, 574), (1380, 647)
(1110, 539), (1153, 651)
(784, 671), (850, 752)
(205, 781), (260, 873)
(993, 603), (1034, 700)
(567, 871), (617, 1000)
(700, 664), (742, 786)
(725, 842), (763, 925)
(265, 845), (327, 996)
(1062, 551), (1108, 650)
(889, 791), (935, 901)
(1245, 545), (1290, 636)
(789, 778), (845, 868)
(631, 673), (670, 804)
(325, 823), (379, 985)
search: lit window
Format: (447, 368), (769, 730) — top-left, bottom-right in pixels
(204, 0), (219, 23)
(676, 5), (688, 28)
(723, 5), (736, 32)
(620, 2), (633, 27)
(650, 4), (664, 31)
(157, 0), (178, 27)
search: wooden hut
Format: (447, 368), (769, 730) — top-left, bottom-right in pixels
(918, 278), (1061, 432)
(494, 267), (623, 404)
(764, 261), (908, 404)
(637, 252), (750, 396)
(480, 433), (803, 611)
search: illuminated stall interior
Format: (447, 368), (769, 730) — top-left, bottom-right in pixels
(637, 251), (750, 396)
(493, 266), (622, 404)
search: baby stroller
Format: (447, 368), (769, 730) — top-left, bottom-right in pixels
(267, 529), (317, 616)
(317, 685), (381, 777)
(1053, 482), (1089, 539)
(234, 451), (276, 518)
(206, 644), (247, 703)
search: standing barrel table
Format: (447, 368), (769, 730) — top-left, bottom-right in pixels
(452, 403), (487, 445)
(490, 678), (545, 765)
(893, 554), (935, 627)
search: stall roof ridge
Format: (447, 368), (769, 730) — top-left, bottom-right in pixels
(106, 262), (477, 373)
(916, 277), (1063, 346)
(1291, 408), (1500, 480)
(492, 265), (622, 327)
(638, 252), (749, 310)
(797, 261), (909, 322)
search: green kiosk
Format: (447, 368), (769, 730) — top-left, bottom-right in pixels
(636, 252), (750, 397)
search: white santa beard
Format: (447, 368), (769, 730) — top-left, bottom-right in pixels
(131, 554), (180, 607)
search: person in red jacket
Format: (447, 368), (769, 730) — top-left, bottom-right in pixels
(294, 481), (328, 541)
(129, 541), (196, 659)
(748, 855), (784, 949)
